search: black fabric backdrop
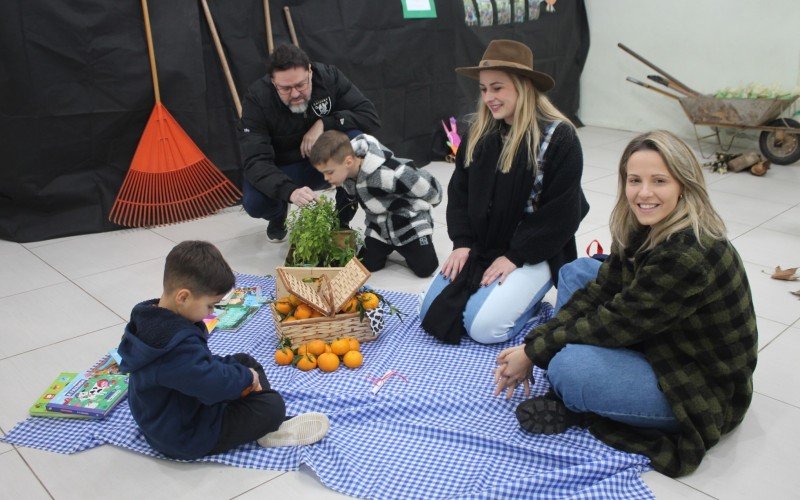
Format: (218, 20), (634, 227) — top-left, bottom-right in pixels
(0, 0), (588, 242)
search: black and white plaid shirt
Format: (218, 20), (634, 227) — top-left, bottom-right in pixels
(344, 134), (443, 246)
(524, 120), (561, 214)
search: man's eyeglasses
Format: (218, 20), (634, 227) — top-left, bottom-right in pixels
(272, 74), (310, 96)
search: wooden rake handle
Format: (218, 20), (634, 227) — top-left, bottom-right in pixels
(283, 6), (299, 47)
(141, 0), (160, 103)
(264, 0), (274, 54)
(618, 43), (700, 96)
(200, 0), (242, 117)
(626, 77), (680, 100)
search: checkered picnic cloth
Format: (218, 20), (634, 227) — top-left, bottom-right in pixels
(2, 274), (654, 499)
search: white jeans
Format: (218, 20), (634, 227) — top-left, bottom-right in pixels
(418, 261), (552, 344)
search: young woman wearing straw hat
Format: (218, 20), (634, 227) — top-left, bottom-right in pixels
(419, 39), (589, 345)
(495, 130), (757, 477)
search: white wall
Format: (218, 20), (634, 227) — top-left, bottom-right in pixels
(579, 0), (800, 143)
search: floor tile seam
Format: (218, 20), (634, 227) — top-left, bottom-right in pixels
(228, 471), (290, 499)
(22, 227), (166, 251)
(756, 322), (792, 355)
(68, 280), (131, 322)
(153, 224), (268, 245)
(671, 479), (720, 500)
(0, 280), (71, 301)
(67, 255), (166, 281)
(581, 187), (617, 197)
(742, 258), (800, 278)
(10, 448), (56, 499)
(707, 186), (798, 207)
(753, 391), (800, 412)
(0, 322), (125, 362)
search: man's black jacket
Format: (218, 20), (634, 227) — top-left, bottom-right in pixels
(238, 62), (380, 201)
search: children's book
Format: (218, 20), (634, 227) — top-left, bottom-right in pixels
(215, 306), (260, 330)
(46, 373), (129, 419)
(45, 350), (129, 419)
(213, 286), (267, 331)
(29, 372), (90, 419)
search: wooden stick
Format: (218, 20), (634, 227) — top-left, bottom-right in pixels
(141, 0), (160, 103)
(647, 74), (693, 97)
(200, 0), (242, 117)
(264, 0), (274, 54)
(626, 77), (681, 100)
(283, 6), (299, 47)
(618, 43), (701, 96)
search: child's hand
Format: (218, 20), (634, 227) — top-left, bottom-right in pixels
(249, 368), (263, 393)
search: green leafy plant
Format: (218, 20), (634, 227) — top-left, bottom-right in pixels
(285, 196), (363, 267)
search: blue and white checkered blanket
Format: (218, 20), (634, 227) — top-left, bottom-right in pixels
(3, 274), (653, 499)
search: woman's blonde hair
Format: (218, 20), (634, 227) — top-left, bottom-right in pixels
(609, 130), (726, 253)
(463, 72), (571, 174)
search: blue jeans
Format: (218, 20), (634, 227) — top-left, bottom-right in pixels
(241, 160), (328, 222)
(418, 261), (552, 344)
(546, 258), (680, 432)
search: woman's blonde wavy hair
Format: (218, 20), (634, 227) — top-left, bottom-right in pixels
(610, 130), (726, 253)
(463, 72), (572, 174)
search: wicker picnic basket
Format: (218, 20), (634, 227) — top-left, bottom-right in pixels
(270, 257), (376, 346)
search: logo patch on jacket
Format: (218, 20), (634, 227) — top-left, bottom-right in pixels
(311, 97), (332, 117)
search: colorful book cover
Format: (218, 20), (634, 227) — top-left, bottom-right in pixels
(46, 373), (129, 419)
(29, 372), (90, 419)
(215, 306), (260, 330)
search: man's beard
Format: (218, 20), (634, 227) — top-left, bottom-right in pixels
(289, 101), (308, 114)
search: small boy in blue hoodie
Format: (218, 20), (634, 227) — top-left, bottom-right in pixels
(118, 240), (329, 459)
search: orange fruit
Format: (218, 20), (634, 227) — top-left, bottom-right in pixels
(283, 315), (297, 322)
(359, 292), (379, 310)
(274, 299), (293, 315)
(331, 338), (351, 356)
(294, 303), (313, 320)
(306, 339), (327, 356)
(288, 294), (303, 306)
(317, 352), (340, 372)
(310, 309), (324, 318)
(339, 297), (358, 314)
(324, 344), (332, 354)
(343, 350), (363, 369)
(347, 337), (360, 352)
(274, 347), (293, 366)
(296, 344), (308, 356)
(295, 353), (317, 371)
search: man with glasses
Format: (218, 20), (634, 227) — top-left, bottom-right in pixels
(238, 44), (381, 242)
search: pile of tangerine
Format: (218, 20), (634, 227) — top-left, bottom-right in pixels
(274, 292), (380, 322)
(274, 337), (363, 372)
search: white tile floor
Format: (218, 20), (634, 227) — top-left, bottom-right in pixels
(1, 126), (799, 499)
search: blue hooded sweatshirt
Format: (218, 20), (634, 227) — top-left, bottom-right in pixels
(118, 299), (253, 459)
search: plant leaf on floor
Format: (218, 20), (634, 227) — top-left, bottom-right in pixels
(769, 266), (799, 281)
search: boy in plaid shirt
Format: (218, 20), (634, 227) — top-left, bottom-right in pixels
(310, 130), (442, 277)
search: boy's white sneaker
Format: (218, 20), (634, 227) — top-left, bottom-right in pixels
(257, 412), (330, 448)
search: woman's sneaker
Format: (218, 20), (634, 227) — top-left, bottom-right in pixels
(515, 396), (593, 435)
(257, 412), (330, 448)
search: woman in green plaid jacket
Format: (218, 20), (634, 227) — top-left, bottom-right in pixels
(494, 130), (757, 477)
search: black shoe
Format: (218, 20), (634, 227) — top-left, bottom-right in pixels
(515, 396), (592, 435)
(266, 218), (287, 242)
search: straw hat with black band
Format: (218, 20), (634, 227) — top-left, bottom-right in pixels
(455, 39), (555, 93)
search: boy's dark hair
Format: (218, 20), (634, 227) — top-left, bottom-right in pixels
(309, 130), (354, 166)
(267, 44), (310, 74)
(163, 241), (235, 296)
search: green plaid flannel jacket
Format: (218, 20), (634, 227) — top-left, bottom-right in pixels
(525, 228), (757, 476)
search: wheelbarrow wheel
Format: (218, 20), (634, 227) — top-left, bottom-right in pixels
(759, 118), (800, 165)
